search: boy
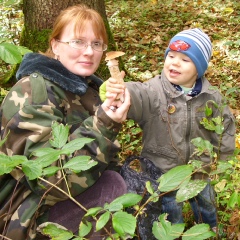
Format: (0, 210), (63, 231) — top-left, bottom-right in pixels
(103, 28), (236, 229)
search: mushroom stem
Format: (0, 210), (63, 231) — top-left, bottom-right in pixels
(105, 51), (125, 102)
(106, 59), (124, 85)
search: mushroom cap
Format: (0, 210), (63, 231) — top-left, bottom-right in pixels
(105, 51), (125, 61)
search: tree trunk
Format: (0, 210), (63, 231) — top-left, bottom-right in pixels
(22, 0), (107, 31)
(21, 0), (110, 52)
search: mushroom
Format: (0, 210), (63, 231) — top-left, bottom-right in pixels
(105, 51), (125, 101)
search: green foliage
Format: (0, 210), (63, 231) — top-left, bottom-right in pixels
(42, 223), (74, 240)
(0, 40), (31, 64)
(117, 119), (142, 161)
(1, 121), (227, 239)
(152, 214), (216, 240)
(0, 40), (31, 83)
(0, 122), (95, 180)
(0, 0), (22, 6)
(158, 165), (193, 192)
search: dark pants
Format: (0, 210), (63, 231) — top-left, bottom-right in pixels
(161, 181), (217, 228)
(48, 170), (127, 239)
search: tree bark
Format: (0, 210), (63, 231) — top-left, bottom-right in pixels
(21, 0), (109, 52)
(22, 0), (107, 31)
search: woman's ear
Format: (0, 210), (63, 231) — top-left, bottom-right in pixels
(51, 39), (59, 56)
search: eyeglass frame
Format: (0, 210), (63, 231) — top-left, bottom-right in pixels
(55, 39), (108, 52)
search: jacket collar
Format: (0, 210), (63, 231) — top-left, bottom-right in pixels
(16, 53), (103, 95)
(160, 71), (217, 98)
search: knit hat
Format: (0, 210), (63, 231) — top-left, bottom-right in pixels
(164, 28), (212, 78)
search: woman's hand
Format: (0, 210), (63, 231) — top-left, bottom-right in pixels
(105, 71), (126, 98)
(101, 88), (130, 123)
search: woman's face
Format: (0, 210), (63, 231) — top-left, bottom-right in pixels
(52, 21), (104, 77)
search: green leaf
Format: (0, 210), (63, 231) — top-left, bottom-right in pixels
(96, 211), (110, 231)
(215, 124), (224, 135)
(49, 122), (69, 148)
(22, 161), (42, 180)
(0, 154), (16, 175)
(109, 193), (142, 208)
(11, 155), (29, 165)
(158, 165), (193, 192)
(16, 45), (32, 55)
(79, 220), (92, 238)
(176, 180), (207, 202)
(32, 148), (57, 157)
(42, 223), (73, 240)
(0, 42), (22, 64)
(84, 207), (103, 217)
(148, 192), (159, 203)
(225, 86), (238, 96)
(63, 156), (97, 173)
(204, 106), (212, 117)
(0, 154), (28, 175)
(37, 150), (61, 168)
(210, 160), (232, 175)
(42, 166), (60, 176)
(112, 211), (136, 238)
(152, 214), (185, 240)
(191, 138), (214, 157)
(104, 202), (123, 212)
(63, 138), (94, 153)
(146, 181), (154, 194)
(227, 191), (238, 209)
(188, 160), (204, 171)
(200, 118), (215, 131)
(182, 224), (216, 240)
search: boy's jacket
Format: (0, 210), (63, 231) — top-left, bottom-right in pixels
(126, 72), (236, 173)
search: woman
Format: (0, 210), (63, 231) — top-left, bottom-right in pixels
(0, 4), (130, 239)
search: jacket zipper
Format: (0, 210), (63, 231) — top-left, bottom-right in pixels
(185, 100), (192, 163)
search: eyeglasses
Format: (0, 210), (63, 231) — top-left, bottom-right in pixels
(169, 40), (191, 51)
(56, 39), (108, 52)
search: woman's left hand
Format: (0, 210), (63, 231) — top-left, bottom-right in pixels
(101, 88), (130, 123)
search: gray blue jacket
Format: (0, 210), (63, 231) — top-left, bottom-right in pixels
(126, 71), (236, 173)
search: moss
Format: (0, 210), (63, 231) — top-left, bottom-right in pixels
(20, 27), (52, 52)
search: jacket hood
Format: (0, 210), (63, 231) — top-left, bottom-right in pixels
(16, 53), (103, 95)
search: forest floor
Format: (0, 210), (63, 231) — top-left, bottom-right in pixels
(105, 0), (240, 133)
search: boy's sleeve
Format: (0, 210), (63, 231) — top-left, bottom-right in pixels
(99, 81), (107, 101)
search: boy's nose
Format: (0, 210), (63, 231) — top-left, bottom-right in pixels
(172, 57), (180, 65)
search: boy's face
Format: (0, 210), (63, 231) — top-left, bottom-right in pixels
(163, 51), (198, 88)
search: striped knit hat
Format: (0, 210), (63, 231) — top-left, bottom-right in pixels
(165, 28), (212, 78)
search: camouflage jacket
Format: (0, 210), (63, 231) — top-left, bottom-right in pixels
(0, 53), (121, 239)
